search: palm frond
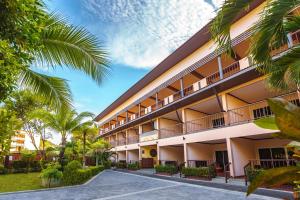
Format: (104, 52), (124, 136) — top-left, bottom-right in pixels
(36, 14), (110, 85)
(247, 166), (300, 195)
(19, 69), (72, 110)
(210, 0), (252, 56)
(251, 0), (300, 69)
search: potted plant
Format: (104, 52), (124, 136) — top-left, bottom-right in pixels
(40, 162), (62, 188)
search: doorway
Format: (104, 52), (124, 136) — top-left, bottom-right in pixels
(215, 150), (229, 175)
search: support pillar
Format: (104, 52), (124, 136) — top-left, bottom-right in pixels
(180, 78), (184, 97)
(218, 56), (224, 79)
(184, 143), (188, 167)
(226, 137), (235, 177)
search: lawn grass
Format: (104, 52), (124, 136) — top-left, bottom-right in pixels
(0, 172), (43, 193)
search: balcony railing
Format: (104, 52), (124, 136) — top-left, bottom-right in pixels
(127, 135), (139, 145)
(159, 123), (184, 139)
(118, 138), (126, 146)
(110, 141), (117, 147)
(187, 160), (214, 168)
(111, 92), (298, 146)
(248, 159), (296, 169)
(140, 130), (158, 142)
(100, 29), (300, 135)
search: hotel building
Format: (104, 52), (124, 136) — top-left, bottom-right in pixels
(95, 0), (299, 179)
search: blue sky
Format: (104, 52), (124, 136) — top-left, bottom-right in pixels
(43, 0), (222, 115)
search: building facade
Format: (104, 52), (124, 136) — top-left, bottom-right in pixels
(96, 0), (299, 178)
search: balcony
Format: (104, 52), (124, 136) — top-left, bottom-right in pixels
(127, 135), (139, 145)
(100, 29), (300, 136)
(140, 130), (158, 142)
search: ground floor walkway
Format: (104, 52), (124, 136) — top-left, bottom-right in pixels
(0, 170), (287, 200)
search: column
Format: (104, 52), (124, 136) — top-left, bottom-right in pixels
(287, 33), (293, 48)
(218, 56), (224, 79)
(180, 78), (184, 97)
(184, 142), (188, 167)
(155, 92), (159, 109)
(226, 137), (235, 177)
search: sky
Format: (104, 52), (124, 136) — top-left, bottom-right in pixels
(42, 0), (223, 115)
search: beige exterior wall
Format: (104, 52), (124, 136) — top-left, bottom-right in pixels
(159, 146), (184, 163)
(127, 149), (139, 162)
(159, 118), (178, 129)
(116, 151), (126, 161)
(184, 109), (206, 122)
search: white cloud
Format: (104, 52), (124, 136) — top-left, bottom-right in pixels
(81, 0), (223, 69)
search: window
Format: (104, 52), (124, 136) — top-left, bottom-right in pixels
(258, 148), (287, 168)
(253, 106), (272, 119)
(212, 117), (225, 128)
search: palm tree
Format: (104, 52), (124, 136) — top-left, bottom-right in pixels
(211, 0), (300, 98)
(89, 139), (114, 166)
(40, 107), (94, 166)
(20, 13), (109, 109)
(72, 121), (98, 167)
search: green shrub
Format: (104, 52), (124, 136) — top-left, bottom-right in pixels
(127, 162), (139, 170)
(29, 160), (41, 172)
(103, 160), (112, 169)
(0, 164), (7, 174)
(12, 160), (27, 173)
(40, 163), (63, 188)
(116, 162), (127, 169)
(62, 160), (82, 185)
(246, 168), (264, 182)
(89, 165), (104, 176)
(208, 164), (217, 178)
(63, 161), (104, 185)
(155, 165), (177, 175)
(182, 167), (214, 179)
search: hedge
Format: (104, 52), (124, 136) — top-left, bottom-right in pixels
(246, 168), (264, 182)
(63, 161), (104, 185)
(115, 162), (127, 169)
(89, 166), (104, 176)
(127, 162), (139, 170)
(155, 165), (177, 175)
(182, 167), (215, 179)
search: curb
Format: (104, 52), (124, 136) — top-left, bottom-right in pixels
(114, 169), (293, 199)
(0, 170), (105, 196)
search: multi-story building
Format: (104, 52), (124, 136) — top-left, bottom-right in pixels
(10, 131), (26, 153)
(96, 0), (299, 178)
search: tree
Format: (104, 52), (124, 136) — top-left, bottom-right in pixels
(89, 139), (114, 166)
(0, 108), (22, 162)
(4, 90), (53, 153)
(210, 0), (300, 98)
(0, 0), (109, 108)
(247, 98), (300, 196)
(40, 107), (94, 166)
(72, 121), (98, 167)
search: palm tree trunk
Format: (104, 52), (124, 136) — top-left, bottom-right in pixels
(59, 135), (67, 166)
(83, 131), (86, 168)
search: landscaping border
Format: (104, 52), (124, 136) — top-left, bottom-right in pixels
(0, 170), (105, 196)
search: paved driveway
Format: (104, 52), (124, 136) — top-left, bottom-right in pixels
(0, 170), (279, 200)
